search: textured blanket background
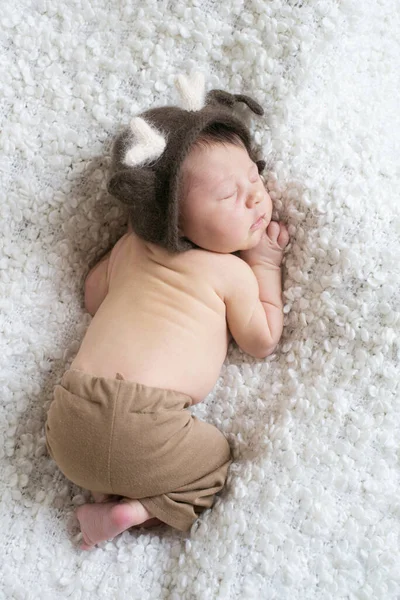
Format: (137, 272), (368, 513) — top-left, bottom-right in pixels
(1, 0), (399, 598)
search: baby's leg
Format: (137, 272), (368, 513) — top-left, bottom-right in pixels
(76, 498), (152, 550)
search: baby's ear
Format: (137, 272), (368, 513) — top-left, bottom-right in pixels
(107, 168), (156, 206)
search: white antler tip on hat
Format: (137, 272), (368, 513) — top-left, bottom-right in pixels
(175, 71), (206, 112)
(124, 117), (167, 167)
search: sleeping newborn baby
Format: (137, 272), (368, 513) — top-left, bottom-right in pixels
(45, 74), (289, 550)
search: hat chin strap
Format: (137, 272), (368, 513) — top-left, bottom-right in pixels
(175, 72), (206, 111)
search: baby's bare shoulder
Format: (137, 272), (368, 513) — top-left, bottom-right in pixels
(186, 250), (253, 299)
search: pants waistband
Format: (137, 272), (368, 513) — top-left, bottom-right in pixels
(59, 369), (193, 412)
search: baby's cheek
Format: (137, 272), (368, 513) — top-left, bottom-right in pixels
(210, 213), (232, 235)
(265, 191), (273, 210)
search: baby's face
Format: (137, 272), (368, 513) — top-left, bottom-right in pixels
(179, 143), (272, 253)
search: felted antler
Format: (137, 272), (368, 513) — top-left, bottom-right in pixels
(174, 72), (206, 111)
(124, 117), (167, 167)
(206, 89), (264, 116)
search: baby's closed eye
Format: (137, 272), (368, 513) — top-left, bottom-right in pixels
(222, 189), (237, 200)
(221, 169), (260, 200)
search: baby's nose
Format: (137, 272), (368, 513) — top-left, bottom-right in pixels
(248, 189), (263, 206)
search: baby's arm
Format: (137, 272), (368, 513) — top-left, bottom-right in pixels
(84, 250), (111, 316)
(224, 222), (289, 358)
(84, 223), (132, 316)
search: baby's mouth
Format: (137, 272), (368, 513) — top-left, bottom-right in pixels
(250, 213), (266, 230)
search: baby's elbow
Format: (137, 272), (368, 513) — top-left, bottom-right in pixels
(84, 293), (96, 317)
(257, 320), (283, 358)
(241, 337), (278, 359)
(84, 280), (102, 317)
(262, 344), (278, 358)
(254, 344), (278, 359)
(240, 328), (280, 359)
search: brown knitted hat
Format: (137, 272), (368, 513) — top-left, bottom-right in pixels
(107, 73), (266, 252)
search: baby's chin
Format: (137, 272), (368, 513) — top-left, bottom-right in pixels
(236, 228), (266, 252)
(215, 238), (263, 254)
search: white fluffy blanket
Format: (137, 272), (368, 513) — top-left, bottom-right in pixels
(1, 0), (399, 598)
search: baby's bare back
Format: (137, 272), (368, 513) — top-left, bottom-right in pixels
(70, 233), (230, 403)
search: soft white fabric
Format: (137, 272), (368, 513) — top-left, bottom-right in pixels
(1, 0), (399, 598)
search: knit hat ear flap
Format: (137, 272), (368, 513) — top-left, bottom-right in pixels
(206, 89), (264, 116)
(107, 168), (156, 205)
(107, 168), (163, 242)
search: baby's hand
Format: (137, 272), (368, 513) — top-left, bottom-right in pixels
(240, 221), (290, 268)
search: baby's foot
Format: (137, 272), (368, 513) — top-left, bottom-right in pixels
(91, 491), (112, 503)
(75, 498), (152, 550)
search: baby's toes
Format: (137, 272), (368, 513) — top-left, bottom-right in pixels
(267, 221), (280, 243)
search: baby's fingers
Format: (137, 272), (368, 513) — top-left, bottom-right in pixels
(266, 221), (289, 249)
(266, 220), (281, 242)
(277, 222), (290, 249)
